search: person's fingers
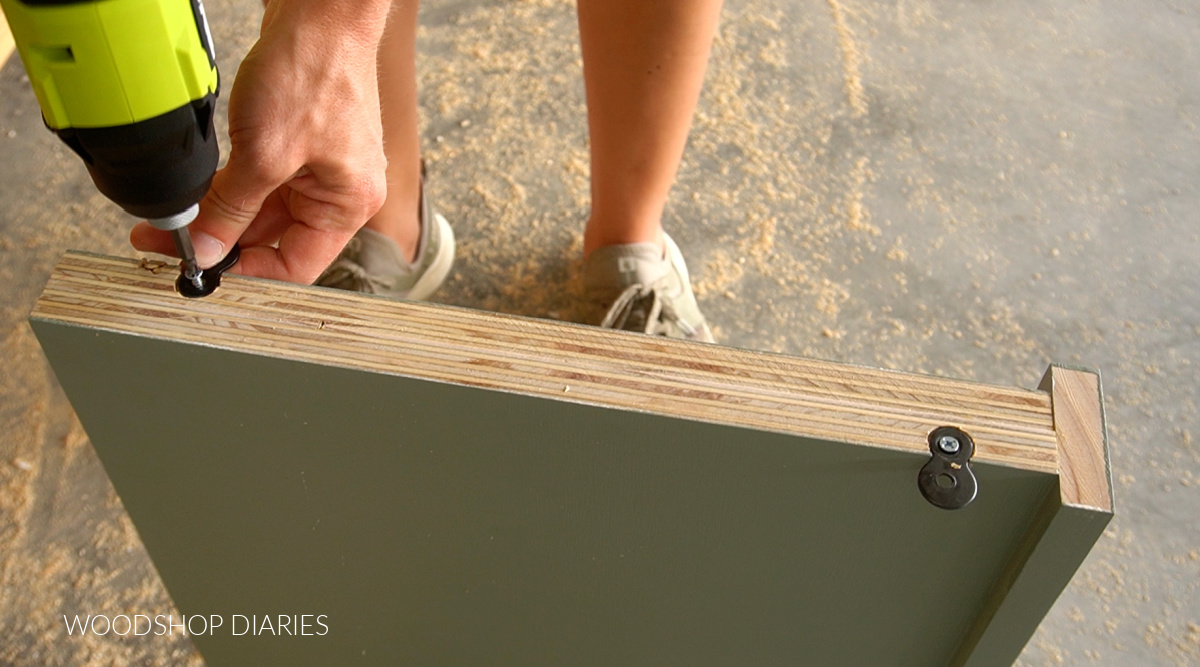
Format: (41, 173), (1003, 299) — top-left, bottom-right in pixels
(286, 163), (387, 232)
(130, 186), (295, 262)
(187, 151), (287, 267)
(129, 222), (177, 256)
(230, 222), (353, 284)
(238, 188), (295, 248)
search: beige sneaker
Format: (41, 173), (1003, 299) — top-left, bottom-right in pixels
(316, 176), (455, 300)
(583, 232), (715, 343)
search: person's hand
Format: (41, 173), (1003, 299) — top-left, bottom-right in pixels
(131, 0), (392, 284)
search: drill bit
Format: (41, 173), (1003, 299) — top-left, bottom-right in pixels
(147, 205), (204, 292)
(171, 227), (205, 291)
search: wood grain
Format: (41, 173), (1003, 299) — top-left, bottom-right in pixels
(33, 251), (1062, 473)
(1040, 366), (1113, 510)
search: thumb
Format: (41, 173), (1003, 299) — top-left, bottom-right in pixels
(188, 156), (282, 267)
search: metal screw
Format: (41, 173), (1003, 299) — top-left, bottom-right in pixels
(937, 435), (961, 455)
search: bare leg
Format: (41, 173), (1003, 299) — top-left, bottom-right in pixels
(368, 0), (423, 262)
(577, 0), (724, 258)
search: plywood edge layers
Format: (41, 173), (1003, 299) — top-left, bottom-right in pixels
(32, 251), (1062, 473)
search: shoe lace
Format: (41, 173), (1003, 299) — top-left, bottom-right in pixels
(316, 239), (390, 294)
(599, 284), (698, 338)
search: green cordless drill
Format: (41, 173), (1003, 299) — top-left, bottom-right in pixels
(2, 0), (222, 294)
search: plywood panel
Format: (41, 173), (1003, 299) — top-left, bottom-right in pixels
(30, 252), (1111, 666)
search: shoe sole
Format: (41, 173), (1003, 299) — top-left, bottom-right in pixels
(407, 213), (456, 301)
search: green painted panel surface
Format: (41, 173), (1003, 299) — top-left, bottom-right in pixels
(961, 503), (1112, 667)
(32, 320), (1063, 665)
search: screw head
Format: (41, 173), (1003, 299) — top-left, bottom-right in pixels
(937, 435), (961, 455)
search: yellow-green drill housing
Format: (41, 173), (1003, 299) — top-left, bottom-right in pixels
(1, 0), (218, 129)
(1, 0), (222, 219)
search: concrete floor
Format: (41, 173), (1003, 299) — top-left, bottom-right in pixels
(1, 0), (1197, 664)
